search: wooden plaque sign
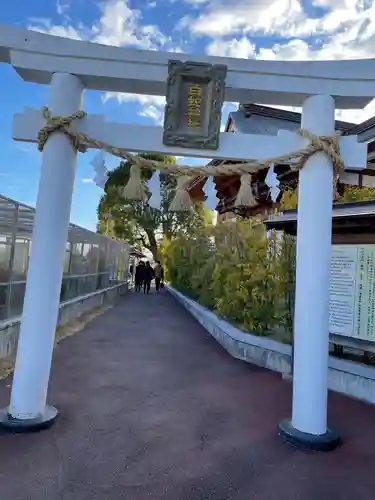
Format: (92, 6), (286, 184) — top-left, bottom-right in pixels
(163, 60), (227, 150)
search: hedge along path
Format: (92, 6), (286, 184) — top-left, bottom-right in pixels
(37, 106), (344, 212)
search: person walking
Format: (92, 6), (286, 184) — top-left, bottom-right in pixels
(154, 260), (164, 292)
(129, 263), (134, 284)
(134, 261), (145, 292)
(143, 261), (154, 294)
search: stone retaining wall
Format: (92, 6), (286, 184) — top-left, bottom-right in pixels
(168, 285), (375, 406)
(0, 282), (128, 358)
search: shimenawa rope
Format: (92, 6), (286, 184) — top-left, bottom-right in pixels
(37, 106), (344, 212)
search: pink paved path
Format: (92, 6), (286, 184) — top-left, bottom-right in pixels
(0, 290), (375, 499)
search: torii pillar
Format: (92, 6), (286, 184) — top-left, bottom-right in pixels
(278, 94), (340, 451)
(0, 73), (83, 431)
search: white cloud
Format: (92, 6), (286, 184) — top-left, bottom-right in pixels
(56, 0), (70, 16)
(256, 18), (375, 61)
(179, 0), (316, 38)
(91, 0), (168, 48)
(180, 0), (373, 39)
(28, 17), (83, 40)
(81, 178), (94, 183)
(197, 2), (375, 124)
(29, 0), (168, 49)
(206, 37), (256, 58)
(28, 1), (179, 122)
(102, 93), (165, 107)
(312, 0), (367, 8)
(102, 93), (166, 124)
(254, 10), (375, 123)
(220, 102), (238, 129)
(139, 105), (164, 125)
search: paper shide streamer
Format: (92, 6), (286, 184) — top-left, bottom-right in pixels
(264, 164), (281, 203)
(91, 152), (108, 189)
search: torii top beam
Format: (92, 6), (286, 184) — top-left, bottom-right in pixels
(1, 24), (375, 109)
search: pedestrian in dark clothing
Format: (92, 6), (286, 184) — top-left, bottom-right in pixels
(143, 261), (154, 294)
(154, 261), (164, 292)
(134, 261), (145, 292)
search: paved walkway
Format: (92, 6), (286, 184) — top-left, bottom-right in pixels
(1, 290), (375, 499)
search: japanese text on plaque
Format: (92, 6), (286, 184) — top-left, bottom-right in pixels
(187, 84), (203, 129)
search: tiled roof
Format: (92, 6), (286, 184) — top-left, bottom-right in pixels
(342, 115), (375, 136)
(238, 103), (356, 132)
(265, 200), (375, 224)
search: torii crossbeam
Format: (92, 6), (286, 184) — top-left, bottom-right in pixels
(13, 108), (367, 166)
(1, 24), (375, 108)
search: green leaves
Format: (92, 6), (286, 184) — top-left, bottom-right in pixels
(338, 186), (375, 203)
(97, 154), (211, 260)
(280, 185), (375, 211)
(163, 220), (296, 340)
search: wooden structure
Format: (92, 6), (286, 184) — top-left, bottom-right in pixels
(196, 104), (375, 219)
(265, 200), (375, 245)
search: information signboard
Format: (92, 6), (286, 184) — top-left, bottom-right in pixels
(329, 244), (375, 341)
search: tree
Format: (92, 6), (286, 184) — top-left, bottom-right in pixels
(97, 153), (213, 260)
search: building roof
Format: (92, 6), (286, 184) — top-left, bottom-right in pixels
(264, 200), (375, 236)
(237, 103), (356, 133)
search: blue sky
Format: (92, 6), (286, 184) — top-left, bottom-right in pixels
(0, 0), (374, 230)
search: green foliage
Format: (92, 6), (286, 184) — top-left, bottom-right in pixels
(338, 185), (375, 203)
(163, 228), (216, 307)
(97, 153), (212, 259)
(164, 219), (296, 338)
(164, 180), (375, 339)
(280, 188), (298, 210)
(280, 184), (375, 211)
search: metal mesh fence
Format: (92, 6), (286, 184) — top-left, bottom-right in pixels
(0, 195), (131, 321)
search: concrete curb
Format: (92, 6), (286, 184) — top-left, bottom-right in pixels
(167, 284), (375, 406)
(0, 282), (128, 358)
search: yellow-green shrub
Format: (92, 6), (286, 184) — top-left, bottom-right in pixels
(280, 185), (375, 211)
(164, 218), (295, 339)
(163, 228), (216, 307)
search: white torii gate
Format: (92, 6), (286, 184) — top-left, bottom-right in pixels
(0, 25), (371, 449)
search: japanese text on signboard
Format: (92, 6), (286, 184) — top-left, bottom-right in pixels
(187, 84), (203, 129)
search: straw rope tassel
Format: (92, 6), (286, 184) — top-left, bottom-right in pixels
(122, 164), (145, 201)
(169, 176), (194, 212)
(332, 135), (341, 201)
(235, 173), (255, 207)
